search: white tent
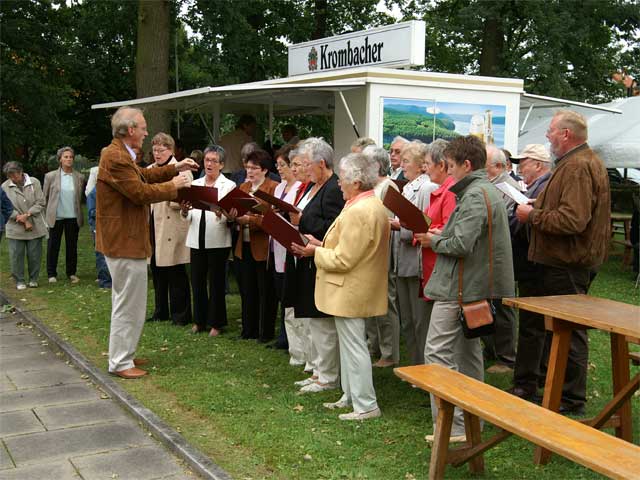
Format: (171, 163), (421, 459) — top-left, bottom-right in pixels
(518, 96), (639, 168)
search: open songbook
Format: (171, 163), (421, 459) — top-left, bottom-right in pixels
(495, 182), (531, 206)
(260, 210), (309, 254)
(383, 187), (432, 233)
(178, 186), (268, 216)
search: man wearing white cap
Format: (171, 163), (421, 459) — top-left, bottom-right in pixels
(506, 144), (552, 400)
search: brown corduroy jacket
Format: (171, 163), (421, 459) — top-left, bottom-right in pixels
(528, 143), (610, 269)
(96, 138), (177, 259)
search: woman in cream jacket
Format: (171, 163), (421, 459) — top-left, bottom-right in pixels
(292, 152), (390, 421)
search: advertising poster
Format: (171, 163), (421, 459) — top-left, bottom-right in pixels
(382, 98), (506, 148)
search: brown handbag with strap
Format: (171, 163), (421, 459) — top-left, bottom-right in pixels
(457, 188), (496, 339)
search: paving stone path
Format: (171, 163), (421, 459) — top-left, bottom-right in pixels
(0, 311), (197, 480)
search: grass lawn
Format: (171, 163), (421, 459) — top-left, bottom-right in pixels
(1, 223), (638, 479)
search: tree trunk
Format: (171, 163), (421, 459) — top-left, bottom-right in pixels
(479, 12), (504, 77)
(136, 0), (170, 150)
(312, 0), (328, 39)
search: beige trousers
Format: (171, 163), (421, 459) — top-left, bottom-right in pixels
(105, 256), (148, 373)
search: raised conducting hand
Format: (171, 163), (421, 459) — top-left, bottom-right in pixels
(175, 158), (199, 172)
(172, 173), (191, 189)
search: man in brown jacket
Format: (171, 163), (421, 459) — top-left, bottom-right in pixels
(96, 107), (197, 379)
(515, 110), (610, 414)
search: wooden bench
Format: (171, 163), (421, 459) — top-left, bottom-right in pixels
(395, 364), (640, 480)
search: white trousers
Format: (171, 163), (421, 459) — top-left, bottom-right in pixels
(105, 256), (148, 373)
(424, 300), (484, 436)
(335, 317), (378, 413)
(309, 317), (339, 384)
(284, 308), (307, 366)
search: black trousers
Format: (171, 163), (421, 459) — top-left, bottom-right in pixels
(149, 256), (192, 325)
(272, 267), (288, 348)
(191, 247), (229, 331)
(513, 265), (592, 408)
(47, 218), (79, 278)
(482, 301), (516, 366)
(236, 243), (277, 341)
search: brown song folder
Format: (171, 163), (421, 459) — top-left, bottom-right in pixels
(217, 188), (267, 216)
(260, 210), (309, 254)
(253, 189), (301, 214)
(383, 186), (432, 233)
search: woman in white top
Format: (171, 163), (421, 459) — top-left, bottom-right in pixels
(393, 141), (438, 365)
(181, 145), (236, 336)
(269, 145), (302, 350)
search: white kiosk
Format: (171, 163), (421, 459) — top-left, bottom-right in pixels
(93, 20), (619, 157)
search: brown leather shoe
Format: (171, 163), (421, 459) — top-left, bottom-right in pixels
(111, 367), (147, 379)
(133, 358), (149, 367)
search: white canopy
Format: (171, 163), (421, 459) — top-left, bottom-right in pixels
(517, 95), (639, 168)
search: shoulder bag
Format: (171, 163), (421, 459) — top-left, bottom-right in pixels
(458, 188), (496, 339)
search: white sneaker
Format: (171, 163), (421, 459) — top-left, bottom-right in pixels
(69, 275), (80, 283)
(323, 399), (351, 410)
(299, 381), (338, 394)
(28, 281), (38, 288)
(339, 407), (382, 421)
(48, 277), (57, 283)
(424, 433), (467, 444)
(294, 376), (316, 387)
(16, 283), (27, 290)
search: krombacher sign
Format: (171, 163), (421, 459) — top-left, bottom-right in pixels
(288, 21), (425, 77)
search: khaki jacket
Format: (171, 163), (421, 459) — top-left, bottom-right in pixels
(43, 168), (85, 227)
(529, 144), (610, 269)
(314, 195), (390, 318)
(1, 175), (48, 240)
(233, 178), (278, 261)
(148, 158), (191, 266)
(96, 138), (178, 259)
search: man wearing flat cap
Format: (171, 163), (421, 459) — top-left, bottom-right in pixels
(506, 144), (552, 399)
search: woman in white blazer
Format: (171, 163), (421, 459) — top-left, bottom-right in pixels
(181, 145), (236, 336)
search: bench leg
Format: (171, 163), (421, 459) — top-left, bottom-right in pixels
(430, 397), (454, 480)
(463, 411), (484, 473)
(611, 333), (633, 441)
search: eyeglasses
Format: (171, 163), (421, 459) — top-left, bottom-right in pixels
(152, 147), (169, 154)
(246, 165), (262, 171)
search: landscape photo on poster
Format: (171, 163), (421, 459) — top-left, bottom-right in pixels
(382, 98), (506, 148)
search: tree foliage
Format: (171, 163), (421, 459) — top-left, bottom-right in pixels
(1, 0), (638, 173)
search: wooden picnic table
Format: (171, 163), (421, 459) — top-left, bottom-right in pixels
(503, 294), (640, 465)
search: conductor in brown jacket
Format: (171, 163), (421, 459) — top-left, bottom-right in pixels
(515, 109), (610, 414)
(96, 107), (197, 379)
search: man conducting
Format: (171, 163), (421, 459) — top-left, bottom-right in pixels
(96, 106), (197, 379)
(515, 110), (610, 414)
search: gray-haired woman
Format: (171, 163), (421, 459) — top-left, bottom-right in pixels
(2, 162), (48, 289)
(43, 146), (85, 283)
(292, 153), (390, 420)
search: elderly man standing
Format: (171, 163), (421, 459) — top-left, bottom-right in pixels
(96, 107), (197, 379)
(482, 145), (521, 373)
(506, 144), (552, 400)
(516, 110), (610, 414)
(388, 136), (408, 181)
